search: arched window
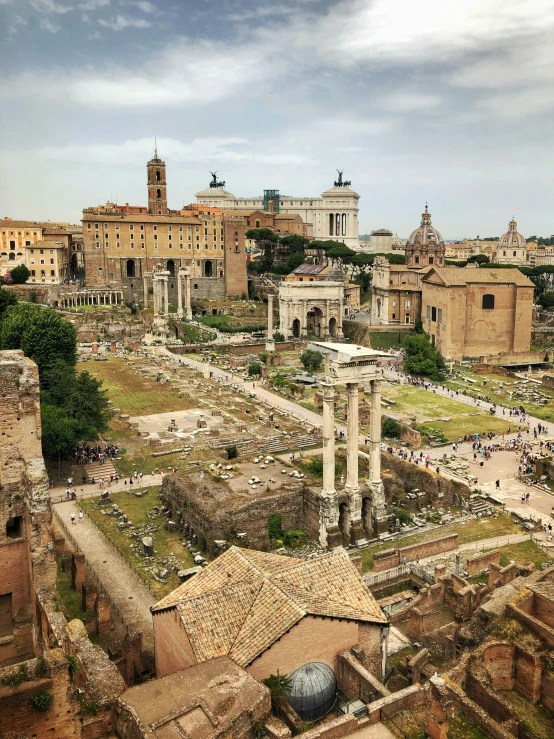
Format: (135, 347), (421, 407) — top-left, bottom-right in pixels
(156, 188), (161, 199)
(8, 252), (15, 260)
(156, 169), (161, 182)
(255, 220), (260, 228)
(126, 259), (135, 278)
(329, 213), (334, 236)
(166, 259), (175, 276)
(482, 294), (495, 309)
(204, 260), (213, 277)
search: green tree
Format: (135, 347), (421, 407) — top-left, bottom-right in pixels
(9, 264), (31, 284)
(467, 254), (490, 265)
(401, 333), (446, 381)
(325, 243), (356, 269)
(300, 349), (323, 370)
(349, 253), (374, 292)
(245, 228), (279, 272)
(0, 287), (17, 321)
(0, 303), (77, 375)
(248, 362), (261, 376)
(263, 671), (292, 700)
(40, 404), (81, 461)
(538, 291), (554, 308)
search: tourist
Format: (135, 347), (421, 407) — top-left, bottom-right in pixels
(495, 479), (500, 489)
(78, 511), (83, 524)
(71, 512), (76, 525)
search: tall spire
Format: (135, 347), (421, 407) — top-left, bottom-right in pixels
(154, 137), (158, 160)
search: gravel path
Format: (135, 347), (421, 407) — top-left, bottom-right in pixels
(55, 501), (156, 651)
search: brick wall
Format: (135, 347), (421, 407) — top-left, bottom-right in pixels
(506, 601), (554, 647)
(466, 549), (501, 577)
(335, 650), (389, 702)
(153, 608), (197, 678)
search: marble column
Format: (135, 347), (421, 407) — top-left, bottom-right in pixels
(163, 277), (169, 316)
(184, 270), (192, 320)
(320, 377), (340, 547)
(143, 275), (148, 308)
(345, 383), (359, 492)
(266, 294), (275, 351)
(177, 270), (184, 317)
(153, 278), (159, 315)
(369, 378), (387, 534)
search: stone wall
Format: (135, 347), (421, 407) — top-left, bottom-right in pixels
(381, 452), (471, 507)
(335, 649), (390, 703)
(373, 534), (459, 572)
(466, 549), (501, 577)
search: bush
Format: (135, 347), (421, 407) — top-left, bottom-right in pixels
(283, 529), (307, 548)
(67, 655), (78, 680)
(2, 664), (26, 686)
(304, 457), (340, 477)
(263, 671), (292, 699)
(273, 332), (285, 342)
(248, 362), (261, 376)
(538, 291), (554, 309)
(382, 417), (402, 438)
(268, 513), (283, 540)
(401, 333), (446, 381)
(393, 509), (412, 525)
(29, 290), (38, 303)
(259, 352), (268, 364)
(226, 445), (238, 459)
(9, 264), (31, 284)
(30, 691), (53, 712)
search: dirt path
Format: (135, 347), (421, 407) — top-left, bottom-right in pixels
(55, 501), (156, 651)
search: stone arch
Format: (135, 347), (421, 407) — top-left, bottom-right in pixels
(292, 318), (301, 338)
(166, 259), (175, 276)
(307, 305), (324, 337)
(204, 260), (213, 278)
(329, 316), (337, 338)
(126, 259), (135, 278)
(339, 502), (351, 547)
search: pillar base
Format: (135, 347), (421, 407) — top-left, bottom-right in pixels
(350, 519), (366, 544)
(326, 525), (343, 550)
(265, 340), (276, 352)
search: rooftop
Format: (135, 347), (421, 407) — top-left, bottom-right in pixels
(423, 266), (534, 287)
(152, 546), (386, 667)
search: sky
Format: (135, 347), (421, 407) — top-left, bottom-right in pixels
(1, 0), (553, 239)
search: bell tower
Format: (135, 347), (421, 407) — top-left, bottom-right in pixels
(147, 143), (168, 215)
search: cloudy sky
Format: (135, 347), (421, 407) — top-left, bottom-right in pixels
(1, 0), (553, 239)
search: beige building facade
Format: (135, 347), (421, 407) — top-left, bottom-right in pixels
(370, 228), (393, 253)
(421, 266), (534, 361)
(494, 218), (527, 266)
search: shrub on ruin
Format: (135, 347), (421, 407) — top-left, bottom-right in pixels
(226, 445), (238, 459)
(30, 691), (53, 712)
(283, 530), (307, 548)
(538, 291), (554, 309)
(67, 655), (78, 680)
(273, 332), (285, 343)
(393, 509), (412, 525)
(263, 671), (292, 700)
(248, 362), (261, 376)
(382, 417), (402, 438)
(2, 664), (27, 686)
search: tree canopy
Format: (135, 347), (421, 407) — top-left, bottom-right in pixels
(401, 333), (446, 381)
(9, 264), (31, 284)
(0, 287), (17, 321)
(300, 349), (323, 371)
(538, 291), (554, 309)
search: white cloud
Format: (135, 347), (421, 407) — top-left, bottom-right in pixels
(79, 0), (110, 9)
(379, 92), (442, 112)
(130, 0), (156, 12)
(30, 0), (73, 13)
(97, 13), (150, 29)
(39, 17), (61, 31)
(14, 14), (28, 25)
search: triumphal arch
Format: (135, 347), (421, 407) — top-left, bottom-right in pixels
(279, 281), (345, 340)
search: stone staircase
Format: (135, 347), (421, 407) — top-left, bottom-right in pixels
(468, 494), (492, 517)
(83, 459), (117, 482)
(290, 434), (320, 450)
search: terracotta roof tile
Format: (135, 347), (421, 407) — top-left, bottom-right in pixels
(152, 547), (387, 667)
(423, 266), (534, 287)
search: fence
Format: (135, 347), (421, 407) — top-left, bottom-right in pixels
(364, 562), (435, 588)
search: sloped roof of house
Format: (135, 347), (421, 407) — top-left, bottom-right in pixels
(423, 266), (534, 287)
(152, 546), (386, 667)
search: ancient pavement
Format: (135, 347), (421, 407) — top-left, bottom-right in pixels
(55, 500), (156, 651)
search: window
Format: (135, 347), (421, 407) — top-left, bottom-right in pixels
(115, 223), (119, 230)
(503, 250), (506, 256)
(153, 225), (157, 231)
(105, 241), (109, 248)
(96, 242), (100, 248)
(117, 242), (120, 249)
(30, 249), (34, 254)
(95, 223), (99, 229)
(405, 300), (410, 309)
(87, 223), (92, 230)
(438, 308), (443, 323)
(50, 258), (54, 264)
(168, 234), (172, 241)
(50, 270), (55, 276)
(168, 225), (172, 232)
(429, 256), (434, 264)
(156, 188), (161, 199)
(513, 251), (517, 257)
(6, 515), (22, 539)
(141, 234), (144, 240)
(95, 233), (99, 239)
(426, 306), (431, 319)
(154, 234), (157, 240)
(130, 224), (134, 231)
(50, 249), (54, 254)
(415, 256), (420, 264)
(140, 224), (144, 230)
(104, 223), (108, 230)
(31, 269), (35, 276)
(431, 306), (437, 321)
(482, 294), (495, 309)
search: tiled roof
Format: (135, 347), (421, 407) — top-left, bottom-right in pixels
(292, 264), (325, 275)
(424, 266), (534, 287)
(0, 220), (44, 229)
(152, 546), (387, 667)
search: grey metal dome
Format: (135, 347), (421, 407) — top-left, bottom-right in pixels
(287, 662), (337, 722)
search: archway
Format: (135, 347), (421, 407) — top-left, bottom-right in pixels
(338, 502), (351, 547)
(307, 306), (324, 337)
(292, 318), (301, 338)
(362, 497), (372, 538)
(167, 259), (175, 277)
(204, 260), (213, 278)
(8, 253), (15, 261)
(126, 259), (135, 278)
(329, 316), (337, 338)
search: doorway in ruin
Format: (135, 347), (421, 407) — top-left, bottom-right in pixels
(338, 502), (351, 547)
(292, 318), (301, 338)
(307, 306), (323, 337)
(329, 316), (337, 338)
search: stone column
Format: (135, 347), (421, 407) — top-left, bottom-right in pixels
(184, 270), (192, 320)
(163, 276), (169, 316)
(153, 277), (159, 315)
(177, 269), (184, 317)
(346, 382), (364, 542)
(320, 377), (340, 548)
(266, 294), (275, 352)
(143, 275), (148, 308)
(369, 378), (387, 534)
(338, 299), (344, 339)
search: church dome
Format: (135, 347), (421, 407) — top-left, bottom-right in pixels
(498, 218), (526, 249)
(406, 204), (445, 251)
(287, 662), (336, 722)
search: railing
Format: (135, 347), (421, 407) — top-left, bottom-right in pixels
(364, 562), (435, 587)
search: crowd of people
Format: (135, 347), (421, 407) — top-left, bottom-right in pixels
(72, 443), (120, 465)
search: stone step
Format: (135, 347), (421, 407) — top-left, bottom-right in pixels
(83, 459), (117, 481)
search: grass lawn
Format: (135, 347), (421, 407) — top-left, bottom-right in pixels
(368, 331), (408, 351)
(445, 369), (554, 424)
(356, 515), (521, 571)
(180, 322), (216, 343)
(499, 689), (554, 739)
(197, 313), (267, 333)
(384, 385), (514, 441)
(56, 559), (87, 622)
(78, 358), (197, 416)
(80, 487), (195, 599)
(497, 539), (554, 569)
